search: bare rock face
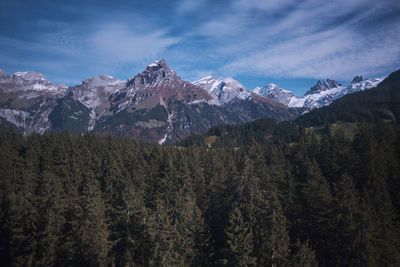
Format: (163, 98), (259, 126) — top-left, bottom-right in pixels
(305, 79), (342, 96)
(351, 76), (363, 83)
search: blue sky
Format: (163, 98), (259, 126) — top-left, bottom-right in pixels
(1, 0), (399, 96)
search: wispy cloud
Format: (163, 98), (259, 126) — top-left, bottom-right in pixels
(176, 0), (209, 14)
(88, 23), (179, 64)
(184, 0), (400, 80)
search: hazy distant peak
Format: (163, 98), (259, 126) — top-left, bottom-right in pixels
(351, 76), (363, 83)
(306, 79), (342, 95)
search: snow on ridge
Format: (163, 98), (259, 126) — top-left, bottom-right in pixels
(188, 99), (206, 105)
(286, 77), (385, 109)
(237, 91), (252, 100)
(159, 133), (167, 145)
(148, 61), (161, 67)
(13, 71), (46, 80)
(253, 83), (294, 106)
(83, 75), (125, 91)
(252, 75), (385, 110)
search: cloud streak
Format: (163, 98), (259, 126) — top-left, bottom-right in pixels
(89, 24), (179, 63)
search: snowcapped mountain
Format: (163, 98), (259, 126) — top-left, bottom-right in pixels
(305, 79), (341, 96)
(67, 75), (126, 130)
(0, 70), (67, 93)
(193, 76), (252, 105)
(111, 59), (211, 111)
(0, 70), (67, 134)
(193, 75), (301, 125)
(253, 84), (294, 106)
(254, 76), (384, 111)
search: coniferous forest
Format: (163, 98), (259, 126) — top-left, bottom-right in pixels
(1, 120), (400, 266)
(1, 71), (400, 266)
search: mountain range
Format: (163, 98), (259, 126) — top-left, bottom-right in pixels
(0, 60), (385, 143)
(253, 76), (383, 110)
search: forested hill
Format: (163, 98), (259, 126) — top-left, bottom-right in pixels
(296, 69), (400, 127)
(1, 122), (400, 266)
(179, 118), (301, 147)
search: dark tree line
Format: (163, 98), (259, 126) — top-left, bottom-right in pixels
(0, 122), (400, 266)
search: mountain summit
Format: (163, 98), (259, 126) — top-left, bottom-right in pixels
(111, 59), (211, 111)
(193, 76), (252, 106)
(253, 84), (294, 106)
(305, 79), (342, 95)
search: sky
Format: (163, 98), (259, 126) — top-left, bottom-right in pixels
(0, 0), (399, 96)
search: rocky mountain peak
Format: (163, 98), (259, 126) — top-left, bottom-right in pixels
(146, 59), (168, 71)
(306, 79), (342, 95)
(352, 76), (363, 83)
(127, 59), (178, 89)
(253, 83), (294, 106)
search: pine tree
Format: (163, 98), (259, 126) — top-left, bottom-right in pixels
(78, 177), (110, 266)
(33, 171), (64, 266)
(291, 239), (318, 267)
(265, 192), (290, 267)
(224, 206), (256, 266)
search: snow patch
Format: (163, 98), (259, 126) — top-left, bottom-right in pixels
(188, 99), (206, 105)
(147, 60), (161, 68)
(0, 108), (29, 129)
(159, 133), (168, 145)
